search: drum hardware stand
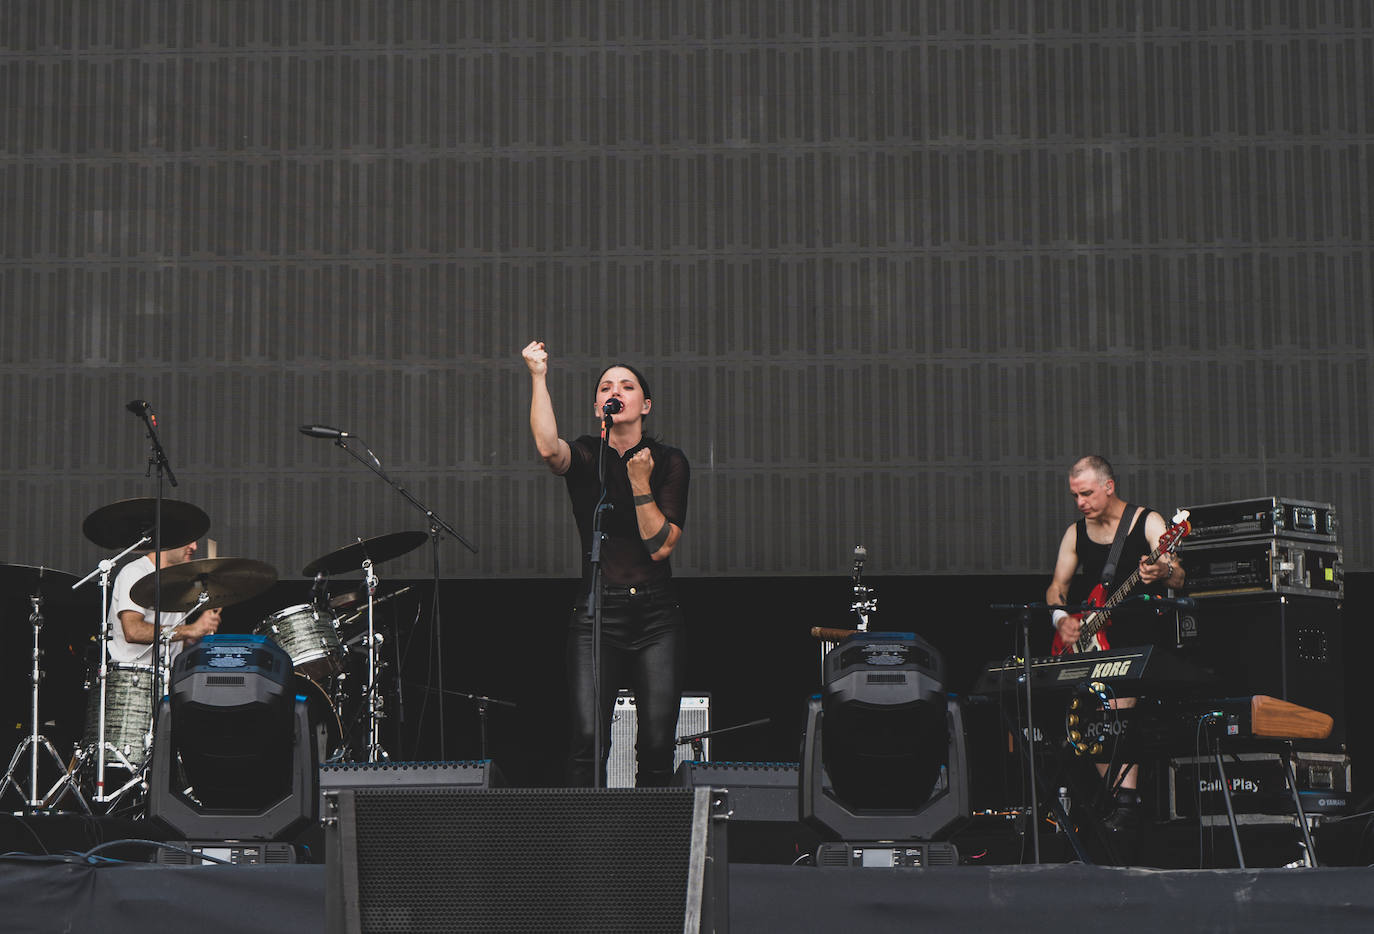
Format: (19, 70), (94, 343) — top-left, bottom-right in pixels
(0, 593), (91, 814)
(361, 558), (389, 762)
(320, 431), (477, 760)
(91, 603), (203, 812)
(820, 545), (877, 673)
(72, 536), (149, 806)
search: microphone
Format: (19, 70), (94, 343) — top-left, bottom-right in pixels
(851, 544), (867, 583)
(602, 398), (624, 416)
(299, 425), (352, 439)
(125, 399), (157, 426)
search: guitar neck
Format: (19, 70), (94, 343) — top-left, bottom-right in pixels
(1081, 544), (1164, 637)
(1072, 511), (1190, 653)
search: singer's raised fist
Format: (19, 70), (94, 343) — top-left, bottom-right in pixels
(626, 447), (655, 485)
(522, 340), (549, 376)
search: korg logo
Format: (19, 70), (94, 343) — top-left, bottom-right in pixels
(1090, 660), (1132, 679)
(1199, 777), (1258, 794)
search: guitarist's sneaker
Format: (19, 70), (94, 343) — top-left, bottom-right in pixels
(1103, 788), (1142, 833)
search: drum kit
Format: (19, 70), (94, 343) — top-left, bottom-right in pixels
(0, 497), (426, 815)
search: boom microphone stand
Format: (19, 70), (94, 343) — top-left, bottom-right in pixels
(300, 426), (477, 759)
(127, 400), (176, 789)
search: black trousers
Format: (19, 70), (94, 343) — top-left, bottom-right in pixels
(565, 581), (685, 787)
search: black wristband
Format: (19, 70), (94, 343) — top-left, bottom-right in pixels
(642, 522), (670, 553)
(633, 493), (655, 506)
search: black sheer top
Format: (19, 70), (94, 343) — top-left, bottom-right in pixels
(564, 434), (689, 587)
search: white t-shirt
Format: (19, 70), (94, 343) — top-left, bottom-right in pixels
(106, 554), (191, 666)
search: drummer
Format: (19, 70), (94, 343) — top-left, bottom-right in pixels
(107, 540), (221, 665)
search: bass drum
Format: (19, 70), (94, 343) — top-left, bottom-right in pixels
(294, 673), (343, 761)
(83, 664), (154, 771)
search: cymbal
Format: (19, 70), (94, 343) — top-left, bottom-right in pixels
(82, 498), (211, 551)
(0, 564), (97, 624)
(129, 557), (277, 613)
(302, 531), (428, 577)
(0, 563), (80, 594)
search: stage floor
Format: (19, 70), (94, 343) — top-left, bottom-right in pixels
(2, 858), (1374, 934)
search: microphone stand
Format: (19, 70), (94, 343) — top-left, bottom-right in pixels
(132, 402), (177, 801)
(331, 435), (476, 760)
(988, 599), (1099, 866)
(675, 717), (772, 762)
(444, 689), (519, 761)
(587, 411), (616, 787)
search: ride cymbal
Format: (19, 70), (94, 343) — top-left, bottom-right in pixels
(82, 498), (211, 551)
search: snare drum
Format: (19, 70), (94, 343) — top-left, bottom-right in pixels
(255, 603), (346, 679)
(83, 664), (155, 770)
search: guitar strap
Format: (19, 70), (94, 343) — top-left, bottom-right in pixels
(1100, 504), (1141, 589)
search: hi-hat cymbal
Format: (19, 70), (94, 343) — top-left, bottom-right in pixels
(0, 563), (81, 594)
(0, 564), (96, 626)
(302, 531), (428, 577)
(129, 557), (277, 613)
(82, 498), (211, 551)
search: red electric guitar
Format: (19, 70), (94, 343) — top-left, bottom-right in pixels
(1050, 509), (1192, 656)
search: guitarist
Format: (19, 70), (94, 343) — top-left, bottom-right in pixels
(1045, 455), (1186, 831)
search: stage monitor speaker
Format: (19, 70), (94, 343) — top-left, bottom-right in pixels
(1188, 594), (1345, 744)
(673, 761), (799, 822)
(674, 760), (823, 864)
(325, 786), (728, 934)
(318, 759), (504, 816)
(609, 691), (709, 788)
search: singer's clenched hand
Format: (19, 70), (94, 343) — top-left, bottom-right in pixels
(626, 447), (654, 488)
(522, 341), (549, 376)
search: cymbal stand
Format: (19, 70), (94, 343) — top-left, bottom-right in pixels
(97, 589), (206, 813)
(73, 536), (148, 805)
(0, 593), (91, 813)
(362, 558), (388, 762)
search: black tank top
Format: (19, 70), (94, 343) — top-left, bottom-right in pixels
(1071, 506), (1166, 647)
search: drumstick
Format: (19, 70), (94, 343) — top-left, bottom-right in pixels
(810, 626), (859, 642)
